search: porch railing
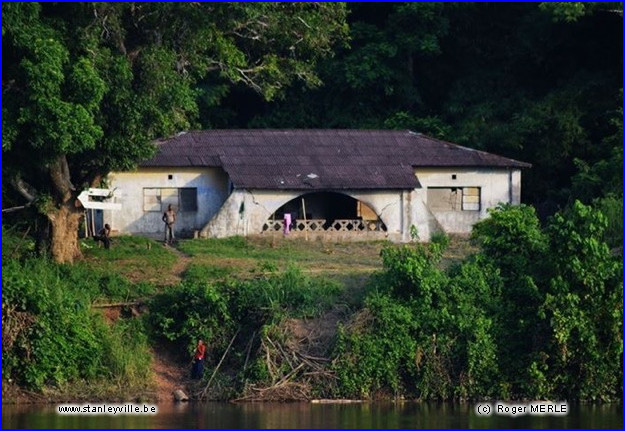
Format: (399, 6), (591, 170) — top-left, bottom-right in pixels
(262, 218), (386, 233)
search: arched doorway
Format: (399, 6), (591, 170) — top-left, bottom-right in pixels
(262, 192), (387, 233)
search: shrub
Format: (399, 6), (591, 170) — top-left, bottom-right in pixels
(332, 294), (418, 398)
(2, 257), (150, 390)
(147, 282), (233, 357)
(540, 200), (623, 400)
(430, 231), (450, 249)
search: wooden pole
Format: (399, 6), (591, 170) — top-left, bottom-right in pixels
(84, 211), (89, 238)
(200, 328), (240, 399)
(301, 198), (308, 241)
(90, 209), (96, 236)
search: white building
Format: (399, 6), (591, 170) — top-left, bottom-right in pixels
(105, 130), (530, 242)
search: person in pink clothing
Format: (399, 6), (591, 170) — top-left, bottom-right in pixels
(283, 213), (291, 235)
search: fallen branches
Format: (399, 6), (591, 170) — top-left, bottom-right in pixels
(234, 314), (341, 402)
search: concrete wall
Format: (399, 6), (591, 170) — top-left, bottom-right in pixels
(413, 167), (521, 234)
(105, 168), (229, 236)
(107, 166), (522, 241)
(200, 189), (413, 241)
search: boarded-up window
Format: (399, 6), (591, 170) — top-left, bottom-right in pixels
(160, 188), (179, 210)
(143, 188), (162, 212)
(356, 201), (378, 220)
(427, 187), (480, 211)
(143, 188), (197, 212)
(462, 187), (480, 211)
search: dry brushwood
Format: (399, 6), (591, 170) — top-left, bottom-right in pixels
(234, 314), (341, 402)
(2, 305), (35, 355)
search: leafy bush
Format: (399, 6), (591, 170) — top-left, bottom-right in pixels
(147, 263), (341, 360)
(593, 195), (623, 251)
(540, 200), (623, 400)
(471, 203), (548, 275)
(233, 265), (342, 322)
(333, 201), (621, 401)
(2, 257), (151, 390)
(333, 243), (502, 400)
(147, 282), (233, 357)
(376, 243), (448, 301)
(333, 294), (418, 398)
(430, 231), (450, 249)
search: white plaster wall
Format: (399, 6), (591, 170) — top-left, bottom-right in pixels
(347, 190), (408, 241)
(106, 166), (521, 241)
(414, 167), (521, 233)
(201, 189), (300, 238)
(201, 188), (409, 241)
(105, 168), (229, 235)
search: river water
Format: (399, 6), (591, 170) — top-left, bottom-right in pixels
(3, 401), (622, 429)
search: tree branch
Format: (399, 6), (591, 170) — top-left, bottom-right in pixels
(2, 205), (31, 213)
(236, 67), (263, 92)
(10, 176), (37, 203)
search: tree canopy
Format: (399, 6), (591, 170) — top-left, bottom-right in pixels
(2, 3), (621, 261)
(2, 2), (348, 262)
(246, 3), (622, 212)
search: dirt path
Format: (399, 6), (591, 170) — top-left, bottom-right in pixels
(151, 349), (191, 402)
(166, 243), (193, 283)
(150, 244), (194, 400)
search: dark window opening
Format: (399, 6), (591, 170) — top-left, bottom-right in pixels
(179, 188), (198, 212)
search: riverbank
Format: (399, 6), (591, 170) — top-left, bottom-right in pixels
(4, 203), (622, 404)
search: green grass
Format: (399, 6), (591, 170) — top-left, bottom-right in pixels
(82, 235), (179, 285)
(183, 263), (235, 284)
(178, 235), (387, 267)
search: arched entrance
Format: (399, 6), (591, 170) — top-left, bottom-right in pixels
(262, 192), (387, 234)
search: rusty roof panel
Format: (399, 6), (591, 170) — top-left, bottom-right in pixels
(142, 130), (530, 189)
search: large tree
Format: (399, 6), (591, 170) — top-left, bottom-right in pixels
(247, 3), (621, 212)
(2, 2), (348, 262)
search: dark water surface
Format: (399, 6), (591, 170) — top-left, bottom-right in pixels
(3, 401), (622, 429)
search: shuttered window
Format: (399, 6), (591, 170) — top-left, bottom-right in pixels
(143, 188), (197, 212)
(427, 187), (480, 212)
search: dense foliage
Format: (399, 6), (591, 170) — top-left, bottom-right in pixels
(332, 202), (622, 401)
(2, 3), (621, 403)
(147, 264), (341, 359)
(243, 3), (622, 214)
(2, 2), (348, 262)
(2, 257), (151, 391)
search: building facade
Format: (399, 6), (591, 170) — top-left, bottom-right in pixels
(105, 130), (529, 241)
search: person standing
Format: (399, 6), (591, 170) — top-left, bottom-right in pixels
(191, 339), (206, 380)
(283, 212), (291, 235)
(162, 204), (177, 244)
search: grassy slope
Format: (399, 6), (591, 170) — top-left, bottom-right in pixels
(3, 232), (475, 402)
(82, 234), (476, 292)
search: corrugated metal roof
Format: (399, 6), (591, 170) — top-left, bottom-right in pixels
(140, 129), (530, 190)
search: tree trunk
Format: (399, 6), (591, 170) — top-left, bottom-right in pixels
(47, 203), (84, 264)
(34, 213), (51, 257)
